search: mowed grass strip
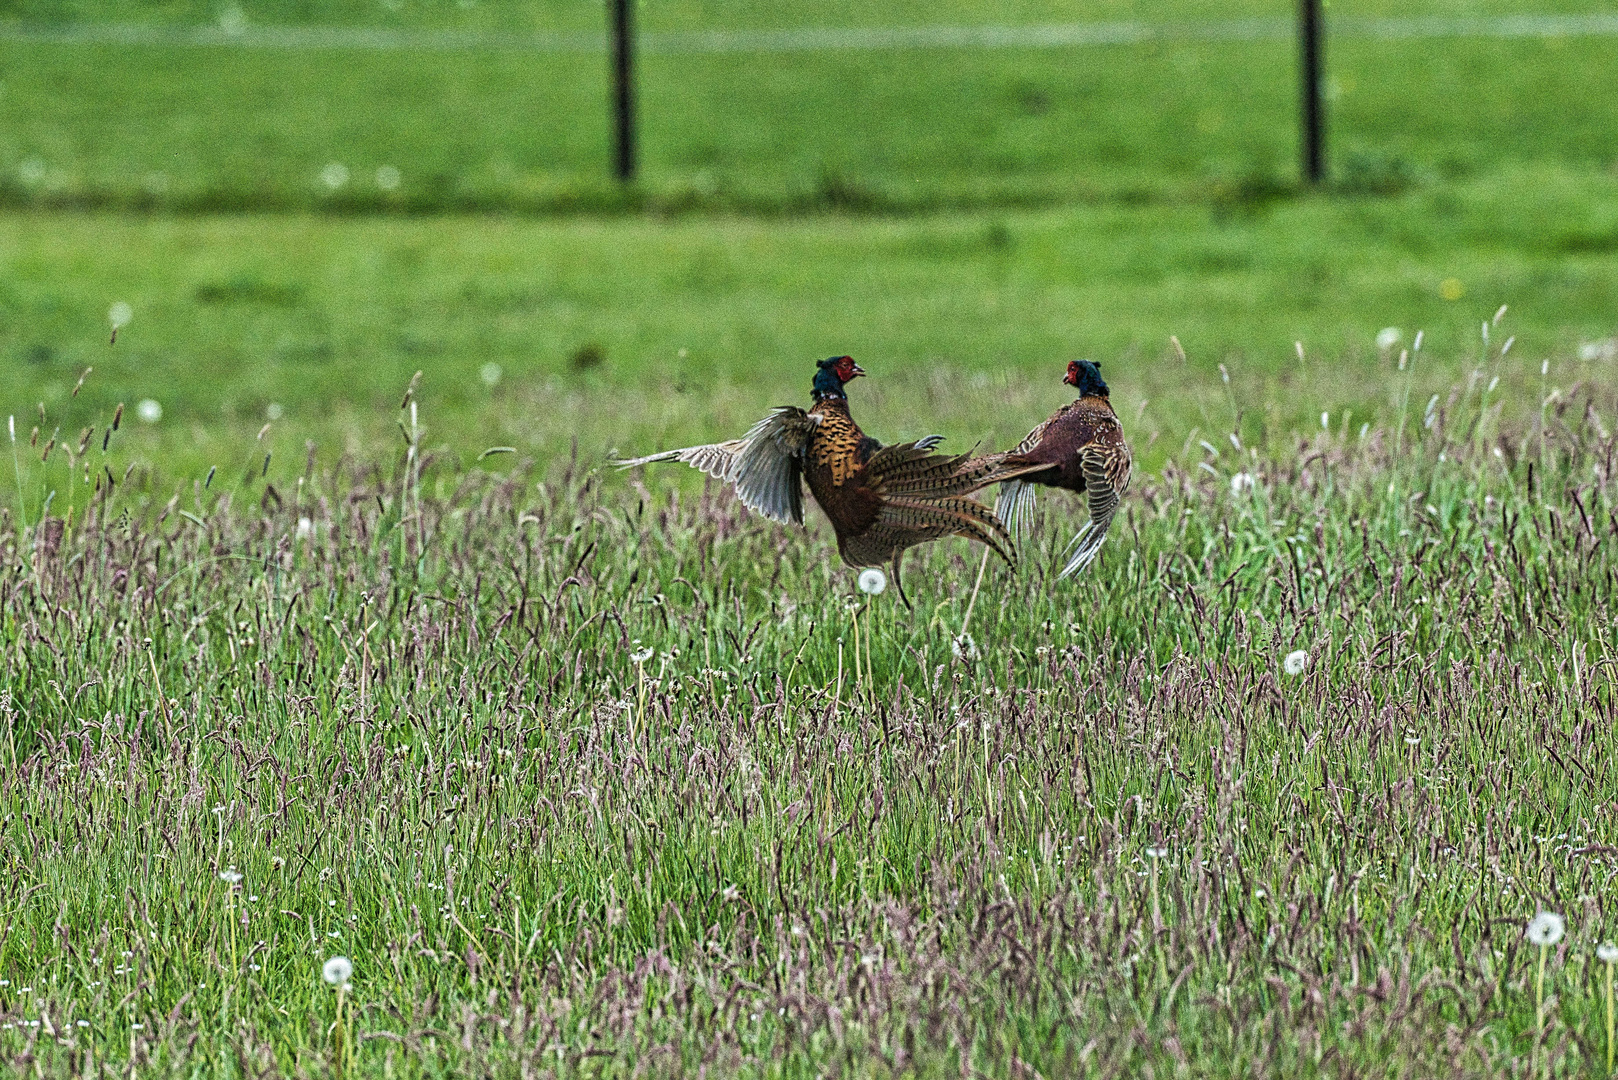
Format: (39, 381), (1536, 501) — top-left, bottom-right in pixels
(1, 171), (1615, 495)
(0, 370), (1614, 1074)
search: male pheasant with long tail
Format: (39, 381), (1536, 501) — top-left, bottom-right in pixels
(616, 356), (1036, 605)
(994, 360), (1133, 577)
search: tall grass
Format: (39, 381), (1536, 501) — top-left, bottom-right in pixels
(0, 368), (1615, 1076)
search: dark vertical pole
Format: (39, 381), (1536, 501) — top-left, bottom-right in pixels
(1299, 0), (1325, 184)
(610, 0), (636, 182)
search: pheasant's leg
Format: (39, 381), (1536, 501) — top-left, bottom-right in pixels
(891, 552), (913, 611)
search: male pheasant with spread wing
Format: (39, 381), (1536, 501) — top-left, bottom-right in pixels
(616, 356), (1034, 605)
(994, 360), (1133, 577)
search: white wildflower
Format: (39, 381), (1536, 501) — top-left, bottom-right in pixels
(1526, 911), (1565, 947)
(951, 634), (979, 662)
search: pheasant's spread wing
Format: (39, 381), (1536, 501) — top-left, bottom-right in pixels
(730, 407), (818, 525)
(614, 407), (819, 526)
(994, 479), (1038, 539)
(613, 440), (746, 480)
(1059, 427), (1133, 578)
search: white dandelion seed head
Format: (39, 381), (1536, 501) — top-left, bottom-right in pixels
(375, 165), (401, 191)
(218, 868), (242, 885)
(320, 163), (350, 190)
(1283, 650), (1309, 676)
(218, 4), (246, 33)
(322, 956), (352, 985)
(1230, 472), (1255, 495)
(1376, 327), (1401, 351)
(135, 399), (162, 424)
(479, 362), (503, 387)
(630, 646), (654, 665)
(1526, 911), (1565, 947)
(295, 517), (315, 541)
(108, 302), (133, 329)
(1145, 846), (1168, 859)
(1597, 942), (1618, 964)
(264, 402), (284, 421)
(857, 568), (887, 595)
(951, 634), (979, 662)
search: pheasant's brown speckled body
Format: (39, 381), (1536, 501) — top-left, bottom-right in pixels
(616, 356), (1038, 604)
(995, 360), (1133, 577)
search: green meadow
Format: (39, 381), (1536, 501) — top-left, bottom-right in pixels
(2, 0), (1618, 1074)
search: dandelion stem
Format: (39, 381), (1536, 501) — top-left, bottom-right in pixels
(1536, 942), (1547, 1042)
(1605, 960), (1613, 1076)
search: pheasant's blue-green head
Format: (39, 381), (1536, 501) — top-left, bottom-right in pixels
(1064, 359), (1109, 397)
(812, 355), (865, 401)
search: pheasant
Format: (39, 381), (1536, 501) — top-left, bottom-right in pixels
(994, 360), (1133, 577)
(615, 356), (1034, 606)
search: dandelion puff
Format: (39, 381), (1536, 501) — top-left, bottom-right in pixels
(1376, 327), (1400, 350)
(264, 402), (284, 421)
(951, 634), (979, 662)
(135, 399), (162, 424)
(218, 868), (242, 885)
(1527, 911), (1565, 947)
(1597, 942), (1618, 963)
(320, 163), (350, 190)
(1283, 650), (1309, 676)
(108, 302), (133, 329)
(322, 956), (353, 986)
(479, 362), (503, 387)
(1145, 846), (1169, 859)
(1230, 472), (1254, 495)
(630, 646), (654, 665)
(857, 568), (887, 595)
(375, 165), (402, 191)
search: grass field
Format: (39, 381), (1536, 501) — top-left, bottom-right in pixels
(2, 0), (1617, 1073)
(1, 358), (1617, 1075)
(3, 165), (1618, 502)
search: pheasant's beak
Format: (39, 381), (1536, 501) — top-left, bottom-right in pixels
(845, 361), (866, 380)
(1063, 367), (1079, 387)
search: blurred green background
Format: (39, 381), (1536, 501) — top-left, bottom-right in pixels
(0, 0), (1614, 497)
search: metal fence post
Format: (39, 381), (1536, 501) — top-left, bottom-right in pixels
(610, 0), (636, 182)
(1299, 0), (1325, 184)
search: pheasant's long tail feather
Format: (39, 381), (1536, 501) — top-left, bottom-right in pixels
(878, 495), (1018, 567)
(866, 446), (1049, 500)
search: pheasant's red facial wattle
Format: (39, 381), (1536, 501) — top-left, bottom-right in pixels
(834, 356), (865, 382)
(1063, 361), (1081, 387)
